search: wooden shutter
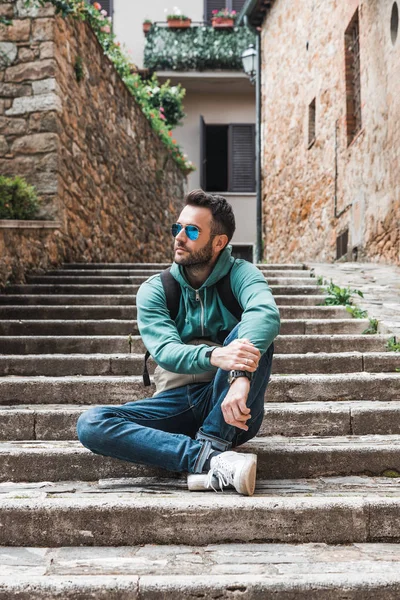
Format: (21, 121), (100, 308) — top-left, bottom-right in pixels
(232, 0), (247, 14)
(200, 115), (207, 190)
(204, 0), (224, 23)
(228, 124), (256, 192)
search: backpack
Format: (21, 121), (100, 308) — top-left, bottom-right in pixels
(142, 263), (243, 386)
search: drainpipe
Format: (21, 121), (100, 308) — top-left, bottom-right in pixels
(255, 30), (262, 262)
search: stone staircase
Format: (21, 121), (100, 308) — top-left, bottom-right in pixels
(1, 262), (400, 598)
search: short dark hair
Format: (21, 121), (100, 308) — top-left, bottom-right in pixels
(184, 189), (236, 242)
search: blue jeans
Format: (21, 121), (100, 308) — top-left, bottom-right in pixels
(77, 324), (274, 474)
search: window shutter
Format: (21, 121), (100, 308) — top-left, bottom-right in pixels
(204, 0), (224, 23)
(232, 0), (247, 14)
(228, 124), (256, 192)
(200, 115), (207, 190)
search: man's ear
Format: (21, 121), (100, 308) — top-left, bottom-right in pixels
(214, 234), (229, 251)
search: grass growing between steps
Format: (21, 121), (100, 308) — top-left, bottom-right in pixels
(314, 275), (379, 334)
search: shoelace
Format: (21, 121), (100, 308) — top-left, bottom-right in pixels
(205, 457), (235, 492)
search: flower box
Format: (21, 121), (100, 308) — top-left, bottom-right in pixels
(143, 21), (152, 34)
(212, 17), (235, 28)
(167, 18), (192, 29)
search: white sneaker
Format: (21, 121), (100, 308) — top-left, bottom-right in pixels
(187, 451), (257, 496)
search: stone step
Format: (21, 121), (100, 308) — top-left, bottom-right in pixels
(0, 373), (399, 405)
(44, 268), (314, 279)
(1, 476), (400, 545)
(0, 318), (372, 336)
(2, 543), (400, 598)
(0, 352), (398, 377)
(3, 435), (400, 482)
(3, 284), (321, 295)
(0, 293), (329, 306)
(61, 262), (308, 270)
(0, 305), (352, 321)
(0, 334), (391, 355)
(3, 400), (400, 441)
(26, 275), (318, 286)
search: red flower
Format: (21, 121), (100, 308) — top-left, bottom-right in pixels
(212, 9), (218, 14)
(93, 2), (101, 9)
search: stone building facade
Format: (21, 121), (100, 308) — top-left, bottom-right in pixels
(245, 0), (400, 265)
(0, 1), (185, 286)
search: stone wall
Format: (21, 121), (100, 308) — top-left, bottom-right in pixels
(260, 0), (400, 265)
(0, 1), (185, 285)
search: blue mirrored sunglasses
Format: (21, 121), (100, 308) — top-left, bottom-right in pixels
(171, 223), (200, 241)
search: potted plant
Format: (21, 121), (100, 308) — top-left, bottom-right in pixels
(211, 8), (237, 28)
(166, 10), (191, 28)
(143, 19), (153, 34)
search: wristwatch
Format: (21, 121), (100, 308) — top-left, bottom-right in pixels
(205, 347), (218, 363)
(228, 369), (252, 384)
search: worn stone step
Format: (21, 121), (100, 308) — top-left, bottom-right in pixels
(3, 435), (400, 482)
(2, 476), (400, 545)
(0, 373), (399, 405)
(0, 318), (372, 337)
(0, 294), (329, 306)
(3, 284), (321, 295)
(0, 352), (398, 377)
(0, 305), (352, 321)
(0, 334), (392, 355)
(44, 268), (314, 279)
(2, 543), (400, 599)
(3, 400), (400, 442)
(61, 262), (307, 270)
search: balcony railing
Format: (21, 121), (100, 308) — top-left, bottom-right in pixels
(144, 23), (256, 72)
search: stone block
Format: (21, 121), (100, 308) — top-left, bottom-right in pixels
(0, 42), (17, 66)
(15, 0), (55, 19)
(39, 41), (54, 59)
(0, 5), (14, 20)
(0, 82), (31, 97)
(0, 19), (30, 42)
(28, 110), (58, 133)
(5, 93), (61, 115)
(32, 77), (56, 95)
(0, 116), (27, 135)
(17, 46), (37, 62)
(11, 132), (58, 154)
(5, 59), (55, 83)
(0, 135), (9, 156)
(32, 18), (54, 42)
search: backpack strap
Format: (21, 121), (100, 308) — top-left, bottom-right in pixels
(142, 267), (181, 386)
(216, 261), (243, 321)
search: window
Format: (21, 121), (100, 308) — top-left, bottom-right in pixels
(344, 9), (362, 145)
(308, 98), (316, 148)
(231, 245), (254, 262)
(391, 2), (399, 45)
(87, 0), (113, 19)
(204, 0), (247, 23)
(200, 117), (256, 193)
(336, 229), (349, 260)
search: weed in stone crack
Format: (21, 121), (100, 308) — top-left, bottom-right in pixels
(346, 305), (368, 319)
(127, 334), (133, 353)
(382, 469), (400, 478)
(387, 337), (400, 352)
(74, 55), (84, 82)
(323, 280), (364, 306)
(362, 318), (379, 335)
(316, 275), (327, 286)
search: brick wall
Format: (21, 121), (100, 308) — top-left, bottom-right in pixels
(0, 1), (185, 285)
(260, 0), (400, 265)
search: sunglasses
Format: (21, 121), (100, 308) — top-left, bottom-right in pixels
(171, 223), (200, 241)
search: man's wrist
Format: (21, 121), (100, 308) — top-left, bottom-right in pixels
(228, 369), (252, 385)
(207, 346), (220, 367)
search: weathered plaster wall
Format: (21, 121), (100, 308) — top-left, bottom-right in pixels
(0, 1), (185, 285)
(261, 0), (400, 265)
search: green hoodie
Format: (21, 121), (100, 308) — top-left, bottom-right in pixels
(136, 245), (280, 375)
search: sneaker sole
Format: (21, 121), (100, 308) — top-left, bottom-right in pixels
(235, 453), (257, 496)
(187, 474), (221, 492)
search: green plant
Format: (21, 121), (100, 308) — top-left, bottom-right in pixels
(382, 469), (400, 478)
(0, 17), (13, 26)
(323, 280), (364, 306)
(167, 13), (190, 20)
(144, 74), (186, 129)
(74, 55), (84, 82)
(211, 9), (238, 19)
(0, 176), (41, 219)
(362, 318), (379, 335)
(346, 305), (368, 319)
(316, 275), (326, 286)
(26, 0), (194, 174)
(387, 337), (400, 352)
(143, 19), (152, 24)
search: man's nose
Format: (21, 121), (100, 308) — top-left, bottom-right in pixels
(175, 227), (187, 241)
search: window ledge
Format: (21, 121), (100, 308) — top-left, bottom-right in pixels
(207, 192), (256, 197)
(347, 127), (365, 149)
(0, 220), (62, 229)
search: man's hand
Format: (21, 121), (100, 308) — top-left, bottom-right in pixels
(221, 377), (251, 431)
(210, 338), (260, 372)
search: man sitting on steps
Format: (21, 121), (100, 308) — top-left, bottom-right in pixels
(77, 189), (280, 496)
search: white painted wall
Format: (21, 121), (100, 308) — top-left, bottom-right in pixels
(113, 0), (204, 68)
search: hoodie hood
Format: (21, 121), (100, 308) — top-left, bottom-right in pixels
(170, 244), (235, 291)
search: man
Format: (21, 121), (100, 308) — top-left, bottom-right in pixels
(77, 190), (280, 496)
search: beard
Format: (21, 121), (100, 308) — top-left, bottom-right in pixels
(174, 237), (214, 267)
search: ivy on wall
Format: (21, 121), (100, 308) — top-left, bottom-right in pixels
(144, 25), (256, 72)
(27, 0), (194, 173)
